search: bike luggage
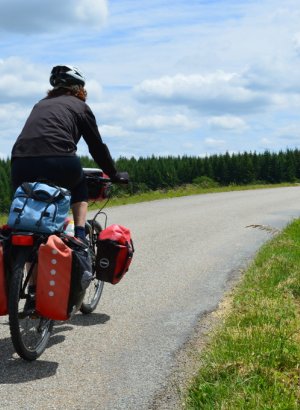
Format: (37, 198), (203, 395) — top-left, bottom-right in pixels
(83, 168), (111, 201)
(8, 182), (71, 234)
(36, 235), (92, 320)
(0, 237), (8, 316)
(96, 224), (134, 285)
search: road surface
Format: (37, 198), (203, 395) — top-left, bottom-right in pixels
(0, 187), (300, 409)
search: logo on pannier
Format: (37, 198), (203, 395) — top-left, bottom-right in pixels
(99, 258), (110, 269)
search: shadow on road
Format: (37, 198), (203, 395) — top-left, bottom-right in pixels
(70, 312), (110, 327)
(0, 312), (110, 384)
(0, 335), (59, 384)
(0, 321), (68, 384)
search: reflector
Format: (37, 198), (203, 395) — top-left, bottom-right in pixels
(11, 235), (34, 246)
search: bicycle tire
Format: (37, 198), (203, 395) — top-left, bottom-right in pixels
(80, 220), (104, 314)
(9, 247), (54, 361)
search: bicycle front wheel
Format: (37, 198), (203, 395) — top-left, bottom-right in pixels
(80, 220), (104, 314)
(9, 247), (54, 361)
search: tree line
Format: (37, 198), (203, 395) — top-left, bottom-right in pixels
(113, 149), (300, 192)
(1, 149), (300, 213)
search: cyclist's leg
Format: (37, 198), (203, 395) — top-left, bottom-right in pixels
(69, 174), (89, 240)
(71, 201), (88, 239)
(71, 201), (88, 225)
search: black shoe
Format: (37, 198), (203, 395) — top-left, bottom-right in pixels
(74, 236), (90, 247)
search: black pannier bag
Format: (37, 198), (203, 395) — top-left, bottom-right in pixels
(96, 224), (134, 285)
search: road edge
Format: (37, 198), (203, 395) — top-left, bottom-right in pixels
(149, 266), (244, 409)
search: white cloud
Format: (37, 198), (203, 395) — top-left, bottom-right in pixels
(0, 103), (30, 157)
(275, 125), (300, 141)
(1, 0), (300, 159)
(85, 80), (103, 102)
(204, 138), (226, 148)
(259, 137), (276, 150)
(135, 114), (199, 131)
(100, 125), (130, 138)
(0, 103), (28, 123)
(75, 0), (108, 25)
(0, 0), (108, 33)
(0, 57), (47, 102)
(134, 72), (270, 115)
(208, 116), (248, 132)
(135, 71), (236, 99)
(293, 32), (300, 54)
(89, 101), (137, 125)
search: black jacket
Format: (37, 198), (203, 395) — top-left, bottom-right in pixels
(11, 94), (117, 177)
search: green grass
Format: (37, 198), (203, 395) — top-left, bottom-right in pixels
(0, 182), (297, 225)
(185, 220), (300, 409)
(92, 182), (298, 208)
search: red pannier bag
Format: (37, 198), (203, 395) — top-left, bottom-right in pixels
(96, 224), (134, 285)
(36, 235), (73, 320)
(84, 168), (111, 201)
(36, 235), (89, 320)
(0, 238), (8, 316)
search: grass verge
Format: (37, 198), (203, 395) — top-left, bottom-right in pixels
(185, 219), (300, 409)
(0, 182), (297, 225)
(92, 182), (298, 208)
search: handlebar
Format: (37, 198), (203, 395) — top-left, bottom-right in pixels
(82, 168), (129, 184)
(83, 167), (129, 201)
(111, 171), (129, 184)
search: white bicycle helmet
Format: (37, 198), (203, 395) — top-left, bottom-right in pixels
(50, 65), (86, 87)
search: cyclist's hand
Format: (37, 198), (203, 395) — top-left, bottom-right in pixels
(111, 171), (130, 184)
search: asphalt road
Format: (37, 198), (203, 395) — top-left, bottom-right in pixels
(1, 187), (300, 409)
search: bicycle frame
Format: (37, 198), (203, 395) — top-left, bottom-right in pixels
(2, 167), (125, 360)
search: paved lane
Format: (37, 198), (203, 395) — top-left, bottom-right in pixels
(1, 187), (300, 409)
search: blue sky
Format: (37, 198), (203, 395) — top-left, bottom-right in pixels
(1, 0), (300, 159)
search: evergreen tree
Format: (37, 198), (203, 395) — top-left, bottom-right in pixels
(1, 149), (300, 214)
(0, 165), (11, 213)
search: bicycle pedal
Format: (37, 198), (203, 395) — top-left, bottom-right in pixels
(18, 310), (38, 319)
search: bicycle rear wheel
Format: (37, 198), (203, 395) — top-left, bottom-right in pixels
(9, 247), (53, 361)
(80, 220), (104, 314)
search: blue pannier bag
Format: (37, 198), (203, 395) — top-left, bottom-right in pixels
(8, 182), (71, 233)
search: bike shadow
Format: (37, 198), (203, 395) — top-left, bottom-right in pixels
(69, 312), (110, 327)
(0, 321), (69, 384)
(0, 335), (59, 384)
(0, 312), (110, 384)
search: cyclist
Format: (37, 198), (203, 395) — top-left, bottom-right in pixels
(10, 65), (127, 241)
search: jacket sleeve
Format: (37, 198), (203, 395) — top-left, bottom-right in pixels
(79, 106), (117, 177)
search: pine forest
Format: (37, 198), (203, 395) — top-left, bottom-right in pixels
(1, 149), (300, 214)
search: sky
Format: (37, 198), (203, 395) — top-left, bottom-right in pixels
(1, 0), (300, 159)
